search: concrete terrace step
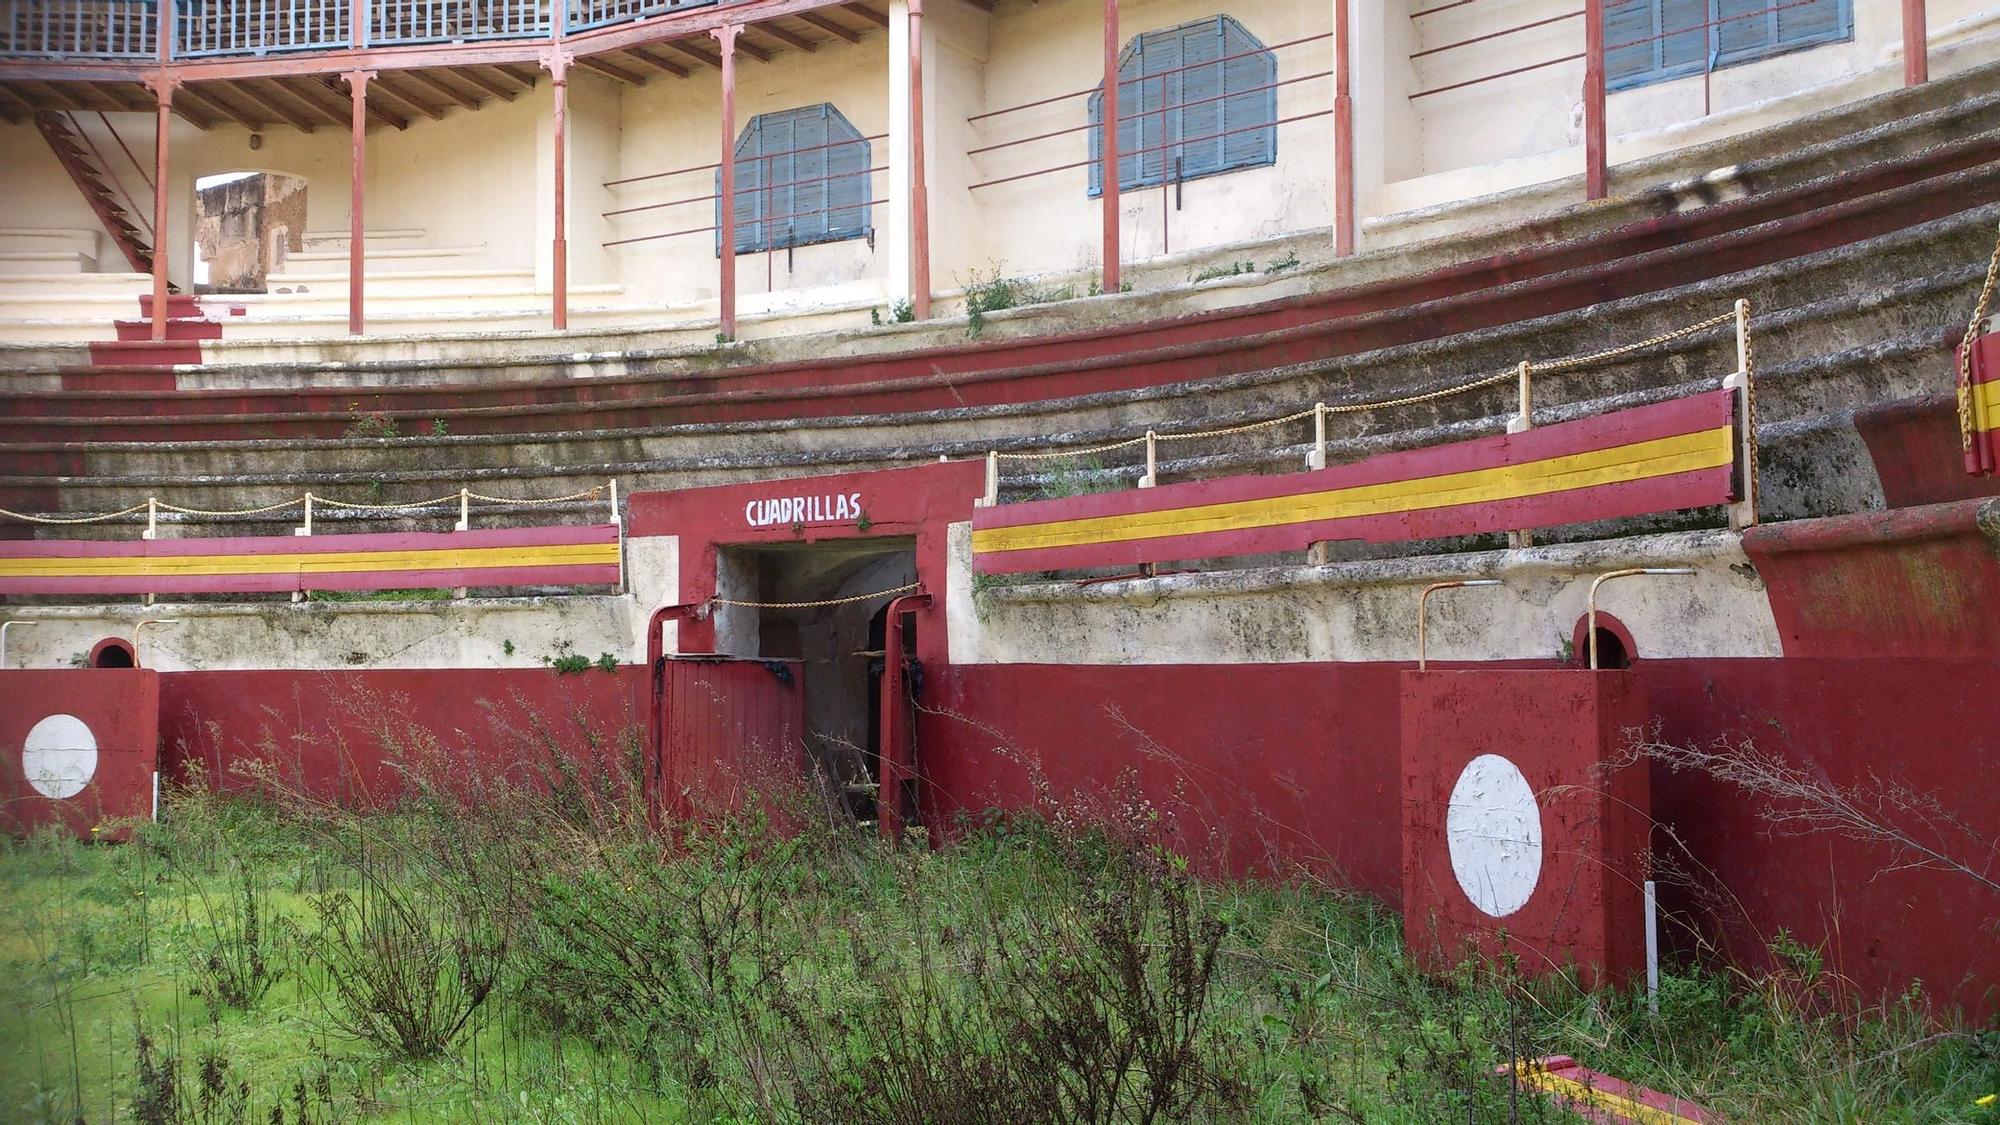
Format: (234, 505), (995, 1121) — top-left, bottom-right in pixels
(4, 155), (1992, 444)
(263, 267), (534, 298)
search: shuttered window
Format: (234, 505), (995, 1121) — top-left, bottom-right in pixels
(717, 103), (871, 255)
(1606, 0), (1851, 91)
(1086, 15), (1276, 197)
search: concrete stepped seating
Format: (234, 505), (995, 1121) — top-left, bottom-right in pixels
(1, 55), (1991, 377)
(5, 192), (1991, 547)
(5, 140), (1993, 444)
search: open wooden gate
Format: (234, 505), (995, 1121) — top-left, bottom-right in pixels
(653, 655), (807, 823)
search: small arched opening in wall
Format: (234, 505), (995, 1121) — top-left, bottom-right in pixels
(1569, 612), (1636, 670)
(192, 170), (308, 293)
(89, 637), (137, 668)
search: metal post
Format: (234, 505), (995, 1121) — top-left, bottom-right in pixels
(1903, 0), (1927, 86)
(144, 497), (158, 540)
(1725, 298), (1756, 529)
(1644, 879), (1660, 1016)
(1308, 402), (1327, 470)
(1585, 567), (1694, 670)
(1140, 430), (1157, 488)
(550, 51), (570, 331)
(1332, 0), (1355, 257)
(344, 70), (372, 336)
(610, 478), (626, 594)
(980, 451), (999, 507)
(1509, 362), (1533, 548)
(1100, 0), (1121, 293)
(147, 76), (174, 342)
(1582, 0), (1607, 201)
(1415, 579), (1501, 671)
(297, 492), (314, 536)
(908, 0), (932, 319)
(456, 487), (470, 531)
(715, 24), (741, 340)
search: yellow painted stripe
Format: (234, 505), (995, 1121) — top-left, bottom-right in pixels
(1518, 1068), (1702, 1125)
(973, 426), (1733, 555)
(0, 542), (618, 580)
(1978, 382), (2000, 433)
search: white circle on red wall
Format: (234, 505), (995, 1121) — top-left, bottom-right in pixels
(22, 714), (98, 800)
(1445, 753), (1543, 918)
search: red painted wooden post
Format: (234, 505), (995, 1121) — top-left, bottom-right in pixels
(1333, 0), (1354, 257)
(343, 70), (372, 336)
(1100, 0), (1120, 293)
(714, 24), (740, 340)
(1583, 0), (1607, 201)
(147, 75), (174, 342)
(550, 51), (570, 331)
(908, 0), (932, 319)
(876, 591), (930, 841)
(1903, 0), (1928, 86)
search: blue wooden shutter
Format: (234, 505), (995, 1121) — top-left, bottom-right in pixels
(1177, 18), (1224, 180)
(717, 118), (766, 255)
(1604, 0), (1658, 85)
(787, 105), (830, 246)
(1776, 0), (1844, 47)
(824, 109), (870, 239)
(1716, 0), (1773, 61)
(1218, 16), (1274, 173)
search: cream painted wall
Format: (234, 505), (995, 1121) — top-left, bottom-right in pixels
(610, 34), (893, 310)
(969, 0), (1337, 281)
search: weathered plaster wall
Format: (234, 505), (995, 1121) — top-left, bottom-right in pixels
(945, 524), (1783, 665)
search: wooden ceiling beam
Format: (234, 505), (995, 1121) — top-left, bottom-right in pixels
(843, 3), (890, 29)
(798, 11), (861, 43)
(0, 83), (31, 122)
(496, 64), (541, 89)
(455, 67), (520, 101)
(734, 36), (773, 63)
(178, 83), (267, 130)
(624, 46), (689, 79)
(305, 75), (409, 131)
(21, 80), (91, 112)
(751, 21), (818, 53)
(578, 55), (647, 85)
(234, 79), (320, 132)
(665, 39), (722, 69)
(407, 69), (483, 111)
(369, 73), (446, 121)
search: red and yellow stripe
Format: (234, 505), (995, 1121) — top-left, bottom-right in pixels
(972, 391), (1739, 574)
(0, 525), (620, 595)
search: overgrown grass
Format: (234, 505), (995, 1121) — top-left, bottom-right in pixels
(2, 741), (1995, 1122)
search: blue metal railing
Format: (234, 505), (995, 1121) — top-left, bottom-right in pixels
(371, 0), (552, 46)
(0, 0), (732, 60)
(565, 0), (715, 34)
(176, 0), (350, 57)
(2, 0), (158, 59)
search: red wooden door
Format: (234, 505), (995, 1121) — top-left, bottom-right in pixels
(655, 656), (807, 823)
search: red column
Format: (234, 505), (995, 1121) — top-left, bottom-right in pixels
(1332, 0), (1354, 257)
(1903, 0), (1928, 86)
(147, 76), (175, 342)
(343, 70), (372, 336)
(714, 24), (740, 340)
(908, 0), (932, 320)
(1100, 0), (1120, 293)
(1583, 0), (1607, 201)
(550, 52), (570, 331)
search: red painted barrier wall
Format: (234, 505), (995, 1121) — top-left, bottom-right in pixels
(921, 655), (2000, 1016)
(157, 667), (648, 806)
(0, 670), (159, 838)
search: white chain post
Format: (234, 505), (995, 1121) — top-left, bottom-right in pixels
(978, 451), (999, 508)
(1139, 431), (1158, 489)
(1306, 402), (1327, 471)
(1724, 297), (1757, 530)
(456, 488), (470, 532)
(1508, 362), (1534, 549)
(142, 497), (157, 541)
(610, 478), (627, 595)
(292, 494), (314, 601)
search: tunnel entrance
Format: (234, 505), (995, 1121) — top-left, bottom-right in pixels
(712, 538), (918, 826)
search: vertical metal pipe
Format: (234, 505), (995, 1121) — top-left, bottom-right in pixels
(1583, 0), (1606, 200)
(714, 23), (740, 339)
(1902, 0), (1927, 86)
(1100, 0), (1120, 293)
(908, 0), (932, 319)
(1333, 0), (1354, 256)
(1644, 879), (1660, 1015)
(148, 76), (172, 342)
(344, 70), (370, 336)
(551, 55), (570, 330)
